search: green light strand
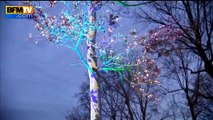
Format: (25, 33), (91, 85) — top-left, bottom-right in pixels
(101, 66), (130, 72)
(116, 0), (154, 7)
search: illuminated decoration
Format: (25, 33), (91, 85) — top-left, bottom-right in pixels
(25, 1), (160, 120)
(136, 24), (183, 57)
(116, 1), (153, 7)
(29, 1), (137, 73)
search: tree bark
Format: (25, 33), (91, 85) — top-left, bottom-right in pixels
(87, 4), (100, 120)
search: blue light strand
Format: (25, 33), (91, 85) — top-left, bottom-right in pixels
(75, 3), (88, 49)
(32, 1), (138, 74)
(65, 47), (92, 73)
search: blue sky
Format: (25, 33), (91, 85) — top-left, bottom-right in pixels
(0, 2), (89, 120)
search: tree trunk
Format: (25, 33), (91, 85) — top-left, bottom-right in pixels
(142, 98), (148, 120)
(185, 91), (196, 120)
(188, 101), (196, 120)
(125, 97), (134, 120)
(87, 4), (101, 120)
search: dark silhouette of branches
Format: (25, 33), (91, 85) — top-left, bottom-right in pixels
(134, 1), (213, 79)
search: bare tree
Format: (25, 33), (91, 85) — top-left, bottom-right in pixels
(134, 1), (213, 79)
(132, 2), (213, 119)
(65, 81), (90, 120)
(160, 49), (213, 120)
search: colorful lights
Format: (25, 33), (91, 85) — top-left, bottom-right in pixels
(24, 2), (162, 120)
(27, 1), (160, 88)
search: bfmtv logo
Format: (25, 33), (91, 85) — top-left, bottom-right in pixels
(5, 6), (34, 19)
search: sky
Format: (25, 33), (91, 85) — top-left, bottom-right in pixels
(0, 1), (141, 120)
(0, 2), (89, 120)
